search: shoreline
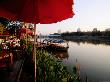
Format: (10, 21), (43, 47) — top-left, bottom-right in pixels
(61, 36), (110, 41)
(61, 36), (110, 45)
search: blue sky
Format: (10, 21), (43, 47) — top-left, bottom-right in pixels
(37, 0), (110, 34)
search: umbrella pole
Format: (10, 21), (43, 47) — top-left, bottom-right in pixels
(34, 24), (37, 82)
(23, 23), (27, 45)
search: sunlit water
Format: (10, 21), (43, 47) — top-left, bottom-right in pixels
(55, 41), (110, 82)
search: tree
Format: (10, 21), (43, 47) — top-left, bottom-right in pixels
(6, 21), (22, 37)
(0, 17), (9, 34)
(0, 17), (9, 27)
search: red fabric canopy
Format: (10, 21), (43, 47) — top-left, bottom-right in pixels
(0, 0), (74, 24)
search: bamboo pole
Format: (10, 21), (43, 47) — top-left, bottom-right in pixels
(34, 24), (36, 82)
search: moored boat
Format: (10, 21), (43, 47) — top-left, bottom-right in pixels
(45, 39), (69, 51)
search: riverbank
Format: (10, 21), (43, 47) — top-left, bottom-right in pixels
(61, 36), (110, 45)
(20, 42), (80, 82)
(35, 49), (80, 82)
(62, 36), (110, 41)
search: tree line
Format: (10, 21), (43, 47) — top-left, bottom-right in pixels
(61, 31), (110, 37)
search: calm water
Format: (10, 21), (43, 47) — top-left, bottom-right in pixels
(53, 41), (110, 82)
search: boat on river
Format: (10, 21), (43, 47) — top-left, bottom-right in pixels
(43, 39), (69, 51)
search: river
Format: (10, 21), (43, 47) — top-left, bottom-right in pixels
(52, 40), (110, 82)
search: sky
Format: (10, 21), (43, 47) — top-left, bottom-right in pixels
(37, 0), (110, 35)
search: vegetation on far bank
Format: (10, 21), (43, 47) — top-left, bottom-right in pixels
(61, 31), (110, 37)
(60, 31), (110, 42)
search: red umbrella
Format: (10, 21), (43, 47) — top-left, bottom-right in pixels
(0, 0), (74, 24)
(0, 8), (16, 20)
(0, 0), (74, 81)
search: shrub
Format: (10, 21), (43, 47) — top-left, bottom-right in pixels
(36, 49), (80, 82)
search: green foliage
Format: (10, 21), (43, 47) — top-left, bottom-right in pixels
(0, 17), (9, 27)
(27, 44), (33, 54)
(36, 49), (79, 82)
(0, 45), (2, 53)
(20, 39), (26, 46)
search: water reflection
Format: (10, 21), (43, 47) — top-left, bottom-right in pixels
(66, 40), (110, 82)
(66, 39), (110, 46)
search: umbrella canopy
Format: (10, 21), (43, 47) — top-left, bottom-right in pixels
(0, 0), (74, 24)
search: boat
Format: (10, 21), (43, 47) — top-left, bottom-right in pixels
(45, 39), (69, 51)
